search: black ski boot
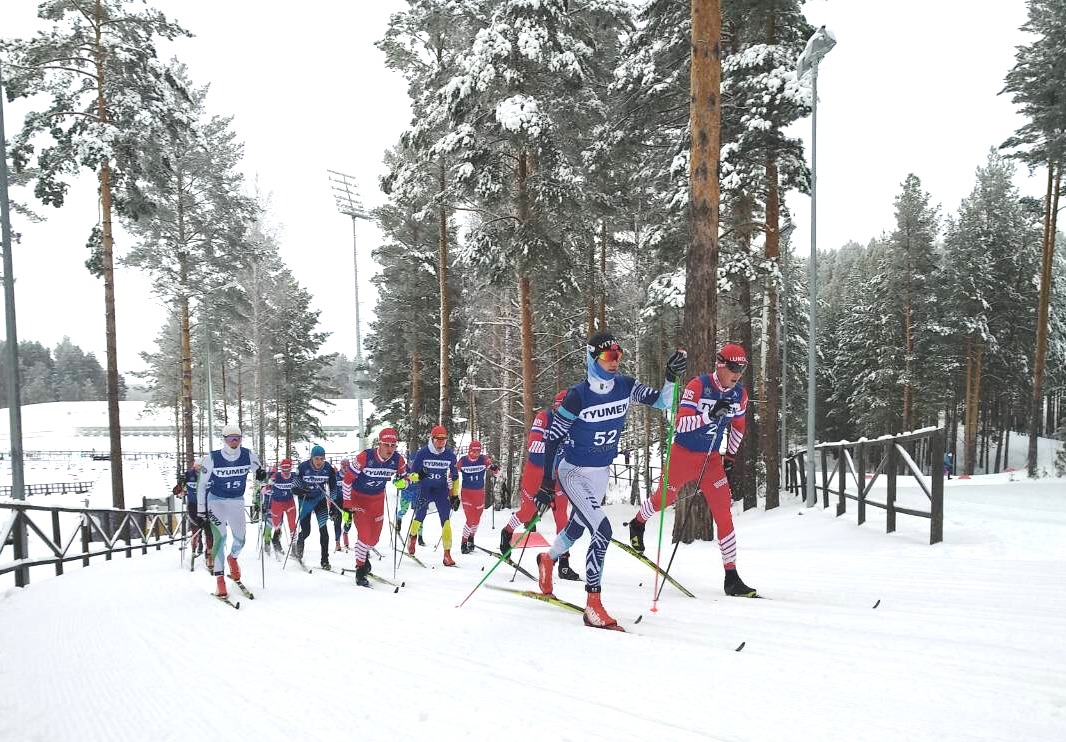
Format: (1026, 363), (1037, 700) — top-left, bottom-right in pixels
(320, 556), (331, 571)
(355, 562), (370, 587)
(272, 535), (283, 555)
(460, 537), (471, 555)
(294, 540), (305, 562)
(628, 518), (646, 553)
(500, 528), (514, 555)
(417, 532), (426, 547)
(723, 568), (757, 597)
(364, 557), (372, 574)
(557, 553), (581, 581)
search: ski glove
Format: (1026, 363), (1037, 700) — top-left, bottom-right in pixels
(449, 494), (461, 511)
(533, 484), (554, 509)
(664, 349), (688, 383)
(709, 398), (733, 418)
(393, 477), (408, 490)
(255, 467), (267, 482)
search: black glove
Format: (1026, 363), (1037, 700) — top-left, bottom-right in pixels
(255, 467), (267, 482)
(665, 349), (688, 383)
(449, 494), (461, 511)
(723, 454), (735, 474)
(533, 484), (554, 509)
(709, 398), (733, 418)
(489, 465), (500, 475)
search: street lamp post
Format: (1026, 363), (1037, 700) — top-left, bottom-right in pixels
(1, 61), (29, 586)
(328, 170), (371, 452)
(797, 26), (836, 507)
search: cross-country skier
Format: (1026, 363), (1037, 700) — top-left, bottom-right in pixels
(534, 331), (686, 629)
(394, 472), (419, 534)
(499, 391), (580, 580)
(195, 423), (266, 599)
(330, 471), (353, 552)
(457, 440), (499, 553)
(175, 464), (213, 565)
(340, 427), (407, 586)
(263, 459), (298, 556)
(293, 445), (338, 570)
(626, 342), (755, 596)
(406, 425), (459, 566)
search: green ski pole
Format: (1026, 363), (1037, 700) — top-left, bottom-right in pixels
(651, 368), (682, 612)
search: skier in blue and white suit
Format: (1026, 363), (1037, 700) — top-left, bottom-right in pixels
(195, 423), (266, 599)
(293, 444), (338, 570)
(534, 330), (687, 629)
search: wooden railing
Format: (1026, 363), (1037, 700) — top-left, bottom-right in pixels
(0, 500), (189, 587)
(0, 481), (93, 498)
(785, 427), (945, 544)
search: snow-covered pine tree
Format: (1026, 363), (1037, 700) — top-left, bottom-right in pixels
(123, 66), (256, 468)
(1000, 0), (1066, 476)
(2, 0), (191, 507)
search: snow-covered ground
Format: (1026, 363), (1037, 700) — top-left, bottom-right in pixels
(1, 466), (1064, 740)
(2, 402), (1064, 740)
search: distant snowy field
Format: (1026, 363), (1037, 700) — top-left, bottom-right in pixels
(1, 404), (1064, 740)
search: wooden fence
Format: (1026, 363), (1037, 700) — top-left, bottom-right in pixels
(0, 499), (189, 588)
(0, 482), (93, 498)
(785, 428), (945, 544)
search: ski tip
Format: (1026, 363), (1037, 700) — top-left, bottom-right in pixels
(634, 614), (643, 624)
(235, 602), (241, 610)
(638, 581), (643, 587)
(872, 599), (881, 609)
(481, 566), (485, 571)
(735, 641), (745, 652)
(401, 581), (406, 587)
(393, 586), (399, 593)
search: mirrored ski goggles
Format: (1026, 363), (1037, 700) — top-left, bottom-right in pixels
(597, 349), (623, 362)
(224, 435), (242, 443)
(432, 435), (447, 442)
(717, 359), (747, 374)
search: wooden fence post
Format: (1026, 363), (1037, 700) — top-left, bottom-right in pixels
(886, 442), (897, 534)
(820, 448), (830, 508)
(930, 428), (945, 544)
(81, 514), (90, 568)
(837, 444), (847, 517)
(52, 510), (64, 577)
(856, 442), (866, 527)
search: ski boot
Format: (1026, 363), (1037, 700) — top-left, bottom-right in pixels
(442, 549), (456, 567)
(320, 556), (331, 571)
(271, 534), (283, 554)
(500, 528), (514, 556)
(417, 532), (426, 547)
(628, 518), (646, 553)
(354, 562), (370, 587)
(536, 552), (555, 596)
(557, 553), (581, 581)
(364, 557), (372, 574)
(394, 518), (404, 535)
(406, 534), (417, 555)
(342, 533), (350, 551)
(583, 587), (618, 629)
(723, 568), (757, 597)
(215, 575), (228, 598)
(294, 540), (305, 562)
(226, 555), (241, 581)
(262, 539), (272, 557)
(335, 539), (342, 552)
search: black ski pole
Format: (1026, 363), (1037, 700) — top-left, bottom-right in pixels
(653, 540), (681, 602)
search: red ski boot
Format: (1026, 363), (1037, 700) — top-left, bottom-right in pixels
(536, 552), (555, 596)
(583, 588), (620, 630)
(442, 549), (456, 567)
(226, 555), (241, 581)
(215, 575), (228, 598)
(407, 534), (417, 555)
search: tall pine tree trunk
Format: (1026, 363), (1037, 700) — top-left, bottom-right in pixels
(732, 195), (757, 511)
(964, 339), (983, 475)
(674, 0), (722, 544)
(410, 347), (422, 452)
(517, 150), (535, 430)
(599, 220), (608, 330)
(587, 237), (596, 336)
(1028, 160), (1060, 476)
(95, 0), (124, 508)
(438, 160), (452, 431)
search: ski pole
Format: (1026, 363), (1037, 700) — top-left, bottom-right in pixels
(457, 506), (545, 608)
(651, 376), (682, 613)
(653, 540), (681, 602)
(282, 496), (313, 570)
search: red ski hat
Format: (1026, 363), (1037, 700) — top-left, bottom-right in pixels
(379, 428), (399, 445)
(430, 425), (447, 439)
(279, 458), (293, 470)
(553, 389), (567, 407)
(469, 439), (482, 452)
(716, 343), (748, 372)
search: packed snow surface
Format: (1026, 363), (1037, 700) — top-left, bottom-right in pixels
(2, 470), (1064, 741)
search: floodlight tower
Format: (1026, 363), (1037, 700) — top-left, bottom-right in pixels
(797, 25), (837, 508)
(328, 170), (371, 451)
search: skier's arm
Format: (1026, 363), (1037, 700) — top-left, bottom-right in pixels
(631, 349), (685, 410)
(538, 390), (581, 489)
(675, 378), (713, 433)
(195, 456), (213, 509)
(726, 388), (749, 457)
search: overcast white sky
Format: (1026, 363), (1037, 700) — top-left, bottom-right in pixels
(1, 0), (1041, 380)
